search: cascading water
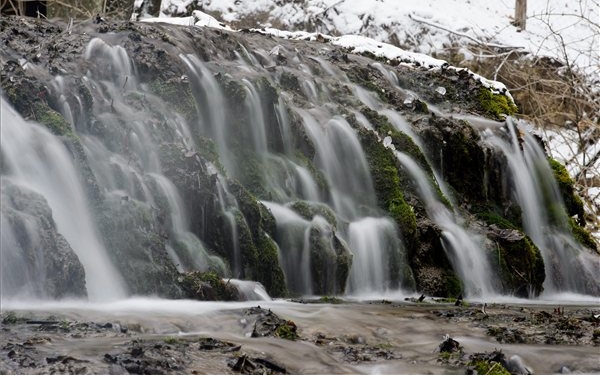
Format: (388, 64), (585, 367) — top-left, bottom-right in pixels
(347, 218), (403, 294)
(395, 152), (497, 297)
(485, 119), (600, 295)
(2, 19), (598, 304)
(0, 98), (126, 301)
(261, 202), (316, 294)
(294, 108), (376, 220)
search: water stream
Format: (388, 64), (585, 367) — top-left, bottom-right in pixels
(484, 119), (600, 295)
(395, 152), (497, 297)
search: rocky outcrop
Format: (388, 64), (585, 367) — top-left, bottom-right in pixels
(1, 16), (596, 299)
(0, 181), (87, 299)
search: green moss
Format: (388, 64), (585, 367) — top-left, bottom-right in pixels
(274, 320), (299, 340)
(1, 312), (19, 325)
(414, 99), (429, 114)
(148, 80), (197, 122)
(477, 87), (518, 119)
(178, 271), (240, 301)
(289, 200), (337, 228)
(359, 109), (450, 206)
(346, 66), (390, 103)
(476, 210), (519, 230)
(443, 272), (463, 297)
(233, 210), (259, 277)
(361, 129), (418, 241)
(546, 159), (596, 250)
(33, 103), (75, 138)
(489, 229), (545, 296)
(569, 217), (598, 251)
(164, 336), (181, 345)
(470, 360), (511, 375)
(256, 233), (287, 297)
(196, 137), (224, 172)
(319, 296), (344, 304)
(388, 197), (417, 240)
(548, 158), (585, 223)
(234, 150), (268, 199)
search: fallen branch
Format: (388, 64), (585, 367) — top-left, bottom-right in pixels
(408, 13), (524, 50)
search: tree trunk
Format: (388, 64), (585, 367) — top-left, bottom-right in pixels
(515, 0), (527, 31)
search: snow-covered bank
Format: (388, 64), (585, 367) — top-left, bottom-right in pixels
(173, 0), (598, 78)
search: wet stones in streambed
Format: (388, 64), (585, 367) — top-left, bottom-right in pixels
(484, 308), (600, 346)
(242, 306), (299, 340)
(436, 336), (530, 374)
(0, 315), (131, 374)
(104, 339), (188, 374)
(228, 354), (287, 374)
(104, 336), (286, 375)
(312, 333), (399, 364)
(2, 338), (91, 374)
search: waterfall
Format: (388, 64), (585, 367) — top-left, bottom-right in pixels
(261, 202), (315, 295)
(485, 119), (600, 295)
(0, 98), (127, 301)
(294, 109), (376, 220)
(395, 152), (497, 297)
(348, 217), (402, 294)
(3, 23), (597, 302)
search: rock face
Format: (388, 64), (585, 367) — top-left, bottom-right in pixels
(0, 181), (87, 299)
(0, 16), (597, 299)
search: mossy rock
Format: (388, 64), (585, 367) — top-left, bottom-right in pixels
(255, 233), (287, 297)
(569, 217), (598, 252)
(231, 150), (268, 199)
(476, 87), (518, 120)
(228, 181), (287, 297)
(359, 108), (427, 166)
(475, 206), (520, 230)
(546, 159), (596, 250)
(97, 198), (184, 297)
(178, 271), (241, 301)
(442, 272), (463, 297)
(468, 351), (513, 375)
(289, 200), (337, 228)
(418, 117), (486, 203)
(487, 226), (545, 297)
(345, 65), (399, 105)
(470, 360), (511, 375)
(279, 71), (302, 94)
(358, 129), (417, 242)
(548, 158), (585, 224)
(148, 79), (197, 122)
(32, 103), (75, 138)
(275, 321), (299, 340)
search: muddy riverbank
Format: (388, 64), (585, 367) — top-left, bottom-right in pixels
(1, 298), (599, 374)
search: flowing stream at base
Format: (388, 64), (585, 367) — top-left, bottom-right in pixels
(3, 297), (599, 375)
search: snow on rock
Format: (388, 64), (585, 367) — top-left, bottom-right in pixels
(188, 0), (598, 78)
(331, 34), (446, 68)
(138, 10), (514, 99)
(329, 34), (512, 98)
(140, 10), (234, 30)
